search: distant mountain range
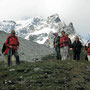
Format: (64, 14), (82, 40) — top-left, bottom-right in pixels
(0, 14), (86, 47)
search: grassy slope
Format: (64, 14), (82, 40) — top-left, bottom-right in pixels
(0, 58), (90, 90)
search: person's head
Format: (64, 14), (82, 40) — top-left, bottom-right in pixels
(11, 30), (15, 37)
(65, 33), (68, 37)
(75, 36), (79, 41)
(61, 31), (65, 36)
(53, 33), (58, 37)
(88, 43), (90, 47)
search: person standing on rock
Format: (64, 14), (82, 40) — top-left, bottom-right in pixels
(4, 30), (20, 66)
(60, 31), (69, 60)
(72, 36), (82, 60)
(85, 43), (90, 61)
(53, 33), (61, 60)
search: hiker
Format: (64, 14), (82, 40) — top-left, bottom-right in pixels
(4, 30), (20, 66)
(72, 36), (82, 60)
(53, 33), (61, 60)
(65, 33), (72, 48)
(65, 33), (72, 59)
(60, 31), (69, 60)
(85, 43), (90, 61)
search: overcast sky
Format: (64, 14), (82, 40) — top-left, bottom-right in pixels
(0, 0), (90, 38)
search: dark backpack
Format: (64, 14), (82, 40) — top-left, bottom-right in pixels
(2, 43), (6, 54)
(2, 37), (10, 54)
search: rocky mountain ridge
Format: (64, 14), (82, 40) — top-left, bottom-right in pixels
(0, 14), (85, 47)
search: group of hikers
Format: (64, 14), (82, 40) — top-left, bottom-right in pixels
(53, 31), (90, 61)
(1, 30), (90, 68)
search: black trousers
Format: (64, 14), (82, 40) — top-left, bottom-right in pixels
(55, 46), (61, 60)
(8, 49), (20, 66)
(73, 52), (80, 60)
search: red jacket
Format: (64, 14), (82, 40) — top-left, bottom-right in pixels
(60, 35), (69, 47)
(86, 47), (90, 56)
(4, 34), (19, 54)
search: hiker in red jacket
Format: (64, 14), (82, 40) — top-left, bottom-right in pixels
(5, 30), (20, 66)
(60, 31), (69, 60)
(85, 43), (90, 61)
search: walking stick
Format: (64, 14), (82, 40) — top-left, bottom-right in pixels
(8, 48), (13, 67)
(1, 54), (4, 69)
(0, 53), (5, 71)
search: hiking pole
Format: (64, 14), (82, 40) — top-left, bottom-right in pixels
(1, 53), (4, 69)
(8, 48), (13, 67)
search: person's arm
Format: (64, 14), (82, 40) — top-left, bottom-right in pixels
(69, 38), (72, 45)
(16, 37), (19, 49)
(55, 36), (60, 46)
(17, 37), (19, 46)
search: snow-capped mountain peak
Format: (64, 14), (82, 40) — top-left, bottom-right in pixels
(0, 14), (84, 47)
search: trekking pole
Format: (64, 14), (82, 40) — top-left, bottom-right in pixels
(9, 48), (13, 66)
(0, 45), (4, 69)
(2, 53), (4, 68)
(7, 48), (13, 67)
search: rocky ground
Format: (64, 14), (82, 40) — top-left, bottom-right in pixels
(0, 55), (90, 90)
